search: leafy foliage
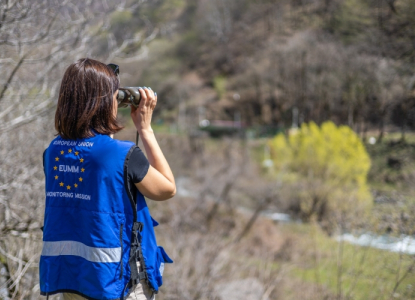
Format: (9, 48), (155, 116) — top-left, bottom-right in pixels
(269, 121), (372, 228)
(213, 75), (227, 99)
(328, 0), (374, 43)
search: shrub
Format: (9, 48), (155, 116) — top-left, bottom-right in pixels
(213, 75), (227, 99)
(269, 121), (372, 229)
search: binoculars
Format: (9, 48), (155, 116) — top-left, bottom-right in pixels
(117, 87), (142, 108)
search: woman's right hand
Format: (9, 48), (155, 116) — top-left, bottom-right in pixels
(130, 87), (176, 201)
(130, 87), (157, 133)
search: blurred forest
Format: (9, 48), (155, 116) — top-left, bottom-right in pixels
(1, 0), (415, 299)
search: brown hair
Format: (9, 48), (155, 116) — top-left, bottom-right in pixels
(55, 58), (122, 140)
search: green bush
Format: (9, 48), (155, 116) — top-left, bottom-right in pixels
(328, 0), (374, 43)
(269, 121), (372, 228)
(110, 10), (133, 26)
(213, 75), (227, 99)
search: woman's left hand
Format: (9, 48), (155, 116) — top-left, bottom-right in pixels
(131, 87), (157, 133)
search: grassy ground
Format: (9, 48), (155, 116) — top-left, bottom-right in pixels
(278, 222), (415, 300)
(154, 195), (415, 299)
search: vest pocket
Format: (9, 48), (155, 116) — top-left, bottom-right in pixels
(119, 223), (124, 280)
(155, 246), (173, 287)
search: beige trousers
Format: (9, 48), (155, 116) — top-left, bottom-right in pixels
(60, 263), (155, 300)
(60, 282), (154, 300)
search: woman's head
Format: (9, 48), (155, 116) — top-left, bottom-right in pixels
(55, 58), (122, 140)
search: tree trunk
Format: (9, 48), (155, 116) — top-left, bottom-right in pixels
(378, 116), (385, 143)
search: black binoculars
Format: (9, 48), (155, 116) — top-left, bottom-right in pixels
(117, 87), (141, 108)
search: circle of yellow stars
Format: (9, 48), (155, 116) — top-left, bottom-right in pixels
(53, 148), (86, 190)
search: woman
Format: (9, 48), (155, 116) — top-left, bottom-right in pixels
(40, 58), (175, 300)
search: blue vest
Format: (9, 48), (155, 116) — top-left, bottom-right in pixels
(40, 134), (172, 300)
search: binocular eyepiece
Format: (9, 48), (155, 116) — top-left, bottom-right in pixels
(117, 87), (142, 108)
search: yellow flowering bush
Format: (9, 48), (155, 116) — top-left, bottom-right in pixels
(269, 121), (372, 226)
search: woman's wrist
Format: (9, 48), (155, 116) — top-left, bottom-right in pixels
(138, 127), (154, 137)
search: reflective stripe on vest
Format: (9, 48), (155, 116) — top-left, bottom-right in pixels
(41, 241), (121, 263)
